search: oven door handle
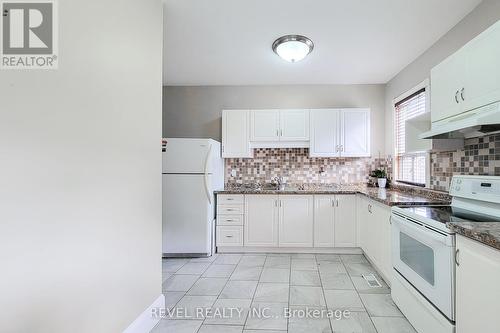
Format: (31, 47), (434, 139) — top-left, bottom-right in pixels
(392, 214), (449, 245)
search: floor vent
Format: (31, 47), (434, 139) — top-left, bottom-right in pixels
(362, 274), (382, 288)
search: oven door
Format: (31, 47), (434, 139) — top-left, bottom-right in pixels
(391, 213), (455, 321)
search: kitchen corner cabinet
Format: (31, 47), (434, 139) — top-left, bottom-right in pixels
(250, 109), (309, 143)
(357, 195), (392, 282)
(222, 110), (252, 158)
(279, 195), (313, 247)
(244, 195), (279, 247)
(431, 20), (500, 124)
(456, 235), (500, 333)
(314, 195), (357, 247)
(309, 108), (370, 157)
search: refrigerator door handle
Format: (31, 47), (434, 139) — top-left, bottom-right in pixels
(204, 144), (212, 204)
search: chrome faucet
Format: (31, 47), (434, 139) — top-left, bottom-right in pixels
(271, 176), (285, 190)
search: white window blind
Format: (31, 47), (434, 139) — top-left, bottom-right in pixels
(395, 88), (427, 186)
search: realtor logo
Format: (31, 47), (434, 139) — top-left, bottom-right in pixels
(1, 0), (58, 69)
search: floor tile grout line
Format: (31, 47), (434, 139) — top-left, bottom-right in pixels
(199, 253), (246, 329)
(343, 253), (381, 333)
(316, 254), (335, 333)
(243, 254), (267, 329)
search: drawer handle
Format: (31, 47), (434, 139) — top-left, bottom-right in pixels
(226, 219), (234, 222)
(226, 209), (234, 211)
(227, 198), (234, 201)
(455, 249), (460, 266)
(225, 235), (233, 238)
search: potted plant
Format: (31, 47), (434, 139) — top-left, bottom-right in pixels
(370, 169), (387, 188)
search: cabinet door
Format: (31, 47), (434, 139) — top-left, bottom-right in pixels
(309, 109), (340, 157)
(339, 109), (370, 157)
(279, 195), (313, 247)
(356, 195), (368, 250)
(463, 21), (500, 112)
(280, 109), (309, 141)
(314, 195), (335, 247)
(334, 195), (357, 247)
(222, 110), (252, 158)
(244, 195), (279, 247)
(373, 202), (392, 282)
(456, 235), (500, 333)
(250, 110), (280, 142)
(431, 52), (465, 123)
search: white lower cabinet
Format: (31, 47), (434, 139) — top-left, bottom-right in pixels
(279, 195), (314, 247)
(313, 196), (336, 247)
(313, 195), (357, 247)
(356, 195), (392, 283)
(244, 195), (279, 247)
(335, 195), (357, 247)
(216, 226), (243, 246)
(456, 235), (500, 333)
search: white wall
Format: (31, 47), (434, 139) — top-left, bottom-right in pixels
(385, 0), (500, 155)
(163, 84), (386, 156)
(0, 1), (163, 332)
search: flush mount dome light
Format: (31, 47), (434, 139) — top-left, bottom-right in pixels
(272, 35), (314, 62)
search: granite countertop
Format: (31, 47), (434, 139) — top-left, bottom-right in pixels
(447, 222), (500, 251)
(216, 184), (450, 207)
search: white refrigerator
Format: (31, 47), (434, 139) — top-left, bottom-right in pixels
(162, 138), (224, 257)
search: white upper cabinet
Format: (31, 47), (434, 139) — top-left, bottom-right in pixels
(463, 22), (500, 112)
(222, 108), (371, 157)
(251, 109), (309, 144)
(222, 110), (253, 158)
(278, 195), (314, 247)
(431, 53), (466, 123)
(251, 110), (280, 142)
(310, 108), (370, 157)
(309, 109), (340, 157)
(339, 109), (370, 157)
(431, 20), (500, 124)
(280, 109), (310, 141)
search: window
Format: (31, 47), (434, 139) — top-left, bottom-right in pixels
(394, 87), (427, 186)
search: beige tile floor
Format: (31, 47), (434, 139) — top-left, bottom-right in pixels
(153, 253), (416, 333)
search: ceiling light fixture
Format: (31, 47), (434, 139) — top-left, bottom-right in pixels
(272, 35), (314, 63)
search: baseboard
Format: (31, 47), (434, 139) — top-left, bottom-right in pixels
(123, 294), (164, 333)
(217, 246), (363, 254)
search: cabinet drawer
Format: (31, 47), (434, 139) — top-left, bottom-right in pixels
(217, 214), (243, 226)
(216, 226), (243, 246)
(218, 194), (244, 204)
(217, 204), (244, 215)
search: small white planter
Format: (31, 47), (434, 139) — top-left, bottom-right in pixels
(377, 178), (387, 188)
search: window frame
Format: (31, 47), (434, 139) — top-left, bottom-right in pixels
(392, 79), (431, 188)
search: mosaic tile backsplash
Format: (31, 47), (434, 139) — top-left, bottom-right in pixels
(430, 134), (500, 191)
(225, 148), (391, 185)
(225, 135), (500, 193)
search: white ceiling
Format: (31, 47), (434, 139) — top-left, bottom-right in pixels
(163, 0), (481, 86)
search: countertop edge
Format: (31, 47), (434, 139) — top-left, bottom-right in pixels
(447, 222), (500, 251)
(215, 189), (449, 207)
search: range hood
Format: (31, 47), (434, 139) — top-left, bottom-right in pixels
(420, 102), (500, 139)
